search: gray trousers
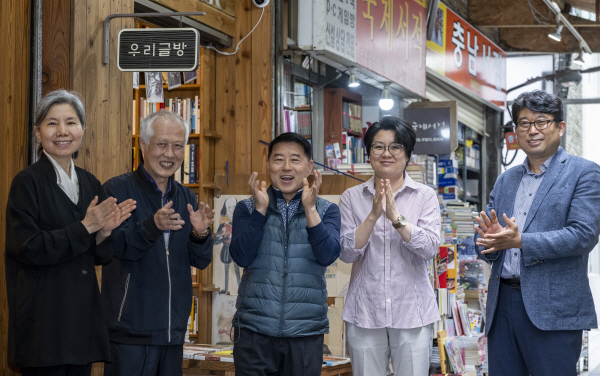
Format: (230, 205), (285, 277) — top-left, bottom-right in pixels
(346, 322), (433, 376)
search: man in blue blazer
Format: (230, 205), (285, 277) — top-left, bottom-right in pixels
(475, 90), (600, 376)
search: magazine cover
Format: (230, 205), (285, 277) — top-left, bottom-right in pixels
(145, 71), (164, 103)
(167, 71), (182, 90)
(444, 337), (465, 373)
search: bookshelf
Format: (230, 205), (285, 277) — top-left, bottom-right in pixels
(323, 88), (365, 165)
(279, 59), (314, 139)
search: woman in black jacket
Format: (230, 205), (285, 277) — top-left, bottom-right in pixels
(4, 90), (135, 376)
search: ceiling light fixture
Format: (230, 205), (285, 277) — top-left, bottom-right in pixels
(379, 83), (394, 111)
(573, 48), (585, 66)
(548, 24), (563, 42)
(348, 68), (360, 88)
(542, 0), (592, 54)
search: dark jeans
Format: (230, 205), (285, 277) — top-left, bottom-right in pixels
(21, 364), (92, 376)
(488, 282), (583, 376)
(232, 327), (324, 376)
(103, 343), (183, 376)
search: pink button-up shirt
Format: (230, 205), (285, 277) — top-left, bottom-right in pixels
(339, 175), (441, 329)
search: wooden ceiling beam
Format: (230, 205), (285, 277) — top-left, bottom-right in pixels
(470, 0), (557, 27)
(499, 27), (600, 52)
(469, 0), (596, 26)
(480, 22), (600, 27)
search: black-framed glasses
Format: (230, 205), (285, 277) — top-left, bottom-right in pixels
(371, 143), (405, 156)
(515, 119), (555, 132)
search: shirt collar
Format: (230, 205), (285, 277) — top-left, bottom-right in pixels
(522, 152), (556, 175)
(140, 164), (172, 197)
(43, 150), (77, 184)
(362, 171), (417, 196)
(272, 186), (303, 202)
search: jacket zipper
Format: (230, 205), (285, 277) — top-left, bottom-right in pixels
(162, 196), (173, 343)
(166, 241), (172, 343)
(279, 204), (290, 336)
(117, 273), (131, 322)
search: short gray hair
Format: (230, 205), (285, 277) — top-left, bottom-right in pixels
(34, 89), (86, 159)
(139, 110), (189, 146)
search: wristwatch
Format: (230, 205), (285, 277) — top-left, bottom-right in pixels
(392, 215), (408, 229)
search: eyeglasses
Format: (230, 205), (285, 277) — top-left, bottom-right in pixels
(515, 119), (555, 132)
(371, 143), (405, 156)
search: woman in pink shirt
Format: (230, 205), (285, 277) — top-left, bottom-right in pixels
(339, 116), (441, 376)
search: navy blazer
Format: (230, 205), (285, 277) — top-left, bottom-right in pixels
(476, 147), (600, 334)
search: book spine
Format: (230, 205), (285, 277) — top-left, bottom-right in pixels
(187, 98), (192, 129)
(195, 143), (200, 184)
(195, 355), (234, 362)
(195, 95), (200, 134)
(191, 100), (195, 133)
(189, 144), (196, 184)
(183, 145), (191, 184)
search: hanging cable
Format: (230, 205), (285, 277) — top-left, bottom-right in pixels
(203, 8), (265, 56)
(527, 0), (550, 24)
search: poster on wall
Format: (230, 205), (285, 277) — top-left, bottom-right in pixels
(426, 2), (507, 107)
(212, 292), (237, 344)
(319, 195), (351, 297)
(212, 195), (350, 298)
(356, 0), (427, 97)
(213, 195), (248, 296)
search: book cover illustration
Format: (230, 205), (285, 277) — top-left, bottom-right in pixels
(445, 245), (457, 293)
(459, 259), (481, 290)
(444, 337), (465, 373)
(436, 246), (448, 288)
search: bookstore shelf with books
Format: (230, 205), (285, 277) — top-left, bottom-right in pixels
(429, 124), (488, 375)
(280, 60), (313, 139)
(323, 88), (367, 172)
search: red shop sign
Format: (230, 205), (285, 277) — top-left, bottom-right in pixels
(426, 2), (507, 107)
(356, 0), (427, 97)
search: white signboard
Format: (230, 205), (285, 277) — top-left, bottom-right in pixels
(303, 0), (357, 64)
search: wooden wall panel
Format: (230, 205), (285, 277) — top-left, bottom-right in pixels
(214, 0), (271, 181)
(235, 1), (253, 175)
(72, 0), (133, 182)
(41, 0), (71, 94)
(198, 48), (217, 345)
(0, 1), (31, 374)
(214, 51), (236, 176)
(250, 3), (271, 174)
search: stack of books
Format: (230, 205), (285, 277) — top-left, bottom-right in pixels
(183, 344), (234, 362)
(443, 202), (478, 238)
(438, 158), (463, 201)
(406, 164), (426, 184)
